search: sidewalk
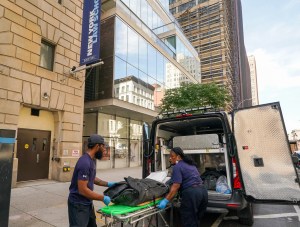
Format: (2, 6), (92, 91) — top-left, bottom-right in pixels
(9, 167), (142, 227)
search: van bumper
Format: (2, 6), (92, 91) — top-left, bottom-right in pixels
(207, 190), (247, 211)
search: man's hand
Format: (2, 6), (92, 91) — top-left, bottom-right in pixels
(103, 196), (111, 206)
(107, 182), (116, 187)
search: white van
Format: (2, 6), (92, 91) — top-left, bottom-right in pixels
(142, 102), (300, 225)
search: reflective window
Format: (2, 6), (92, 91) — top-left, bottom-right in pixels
(140, 0), (148, 24)
(157, 52), (164, 84)
(115, 18), (127, 61)
(113, 15), (198, 109)
(129, 0), (138, 15)
(83, 113), (97, 136)
(116, 116), (129, 138)
(138, 36), (148, 74)
(147, 5), (153, 28)
(135, 0), (141, 17)
(98, 113), (115, 137)
(127, 26), (139, 68)
(114, 56), (127, 80)
(153, 11), (158, 29)
(122, 0), (129, 6)
(138, 70), (148, 86)
(148, 45), (156, 77)
(40, 40), (54, 71)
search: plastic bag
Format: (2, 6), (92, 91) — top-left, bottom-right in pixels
(216, 175), (231, 194)
(146, 171), (168, 183)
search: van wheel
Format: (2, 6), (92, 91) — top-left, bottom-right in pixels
(238, 202), (254, 226)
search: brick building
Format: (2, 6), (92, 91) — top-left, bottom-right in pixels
(0, 0), (84, 186)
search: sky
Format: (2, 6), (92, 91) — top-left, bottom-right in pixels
(241, 0), (300, 134)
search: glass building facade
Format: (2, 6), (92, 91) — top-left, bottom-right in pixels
(84, 0), (200, 169)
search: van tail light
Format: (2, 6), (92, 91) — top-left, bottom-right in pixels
(232, 158), (242, 189)
(227, 203), (240, 208)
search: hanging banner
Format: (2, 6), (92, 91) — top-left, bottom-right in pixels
(80, 0), (101, 66)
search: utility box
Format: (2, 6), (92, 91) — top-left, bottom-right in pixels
(0, 129), (16, 227)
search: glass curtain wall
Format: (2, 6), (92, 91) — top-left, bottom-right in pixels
(114, 17), (192, 109)
(95, 113), (142, 168)
(176, 37), (201, 82)
(119, 0), (200, 84)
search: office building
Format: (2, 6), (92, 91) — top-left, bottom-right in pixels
(84, 0), (200, 169)
(169, 0), (252, 108)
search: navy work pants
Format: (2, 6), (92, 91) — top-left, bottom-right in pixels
(68, 199), (97, 227)
(180, 185), (208, 227)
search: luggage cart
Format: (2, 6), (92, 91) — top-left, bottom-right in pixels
(97, 201), (173, 227)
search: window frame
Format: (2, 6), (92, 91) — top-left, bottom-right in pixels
(40, 39), (55, 71)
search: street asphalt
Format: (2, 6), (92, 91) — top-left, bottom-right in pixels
(9, 166), (142, 227)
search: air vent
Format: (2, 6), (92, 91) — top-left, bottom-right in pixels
(31, 108), (40, 116)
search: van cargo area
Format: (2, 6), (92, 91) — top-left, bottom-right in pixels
(153, 116), (232, 201)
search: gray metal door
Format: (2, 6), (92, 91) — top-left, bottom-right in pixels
(233, 102), (300, 203)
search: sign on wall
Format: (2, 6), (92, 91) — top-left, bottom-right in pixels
(80, 0), (101, 66)
(72, 150), (80, 157)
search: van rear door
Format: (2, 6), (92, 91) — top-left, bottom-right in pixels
(233, 102), (300, 204)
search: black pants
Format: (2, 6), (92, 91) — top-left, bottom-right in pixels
(180, 185), (208, 227)
(68, 199), (97, 227)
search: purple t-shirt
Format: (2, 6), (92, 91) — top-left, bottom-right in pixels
(171, 160), (203, 190)
(68, 153), (96, 205)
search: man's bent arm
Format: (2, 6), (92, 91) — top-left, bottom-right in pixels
(78, 180), (105, 201)
(94, 177), (109, 187)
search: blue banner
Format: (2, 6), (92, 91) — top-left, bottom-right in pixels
(80, 0), (101, 66)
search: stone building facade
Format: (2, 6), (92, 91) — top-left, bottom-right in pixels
(0, 0), (84, 186)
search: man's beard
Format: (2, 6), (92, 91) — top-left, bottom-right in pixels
(95, 150), (103, 160)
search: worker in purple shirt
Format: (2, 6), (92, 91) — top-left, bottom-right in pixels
(68, 134), (116, 227)
(158, 147), (208, 227)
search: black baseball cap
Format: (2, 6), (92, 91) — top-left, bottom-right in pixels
(88, 134), (105, 145)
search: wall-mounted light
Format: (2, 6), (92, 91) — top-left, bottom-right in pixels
(42, 92), (50, 100)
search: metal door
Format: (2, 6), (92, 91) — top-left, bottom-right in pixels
(233, 102), (300, 203)
(17, 129), (51, 181)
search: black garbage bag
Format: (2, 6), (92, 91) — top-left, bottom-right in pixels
(104, 176), (168, 206)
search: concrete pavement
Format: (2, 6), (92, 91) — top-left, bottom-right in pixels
(9, 167), (142, 227)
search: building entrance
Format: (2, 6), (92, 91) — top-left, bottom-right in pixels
(17, 129), (51, 181)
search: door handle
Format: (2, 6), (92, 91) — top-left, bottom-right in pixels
(37, 154), (39, 163)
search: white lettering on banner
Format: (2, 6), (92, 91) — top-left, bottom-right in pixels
(87, 0), (100, 57)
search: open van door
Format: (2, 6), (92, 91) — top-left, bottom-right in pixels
(233, 102), (300, 204)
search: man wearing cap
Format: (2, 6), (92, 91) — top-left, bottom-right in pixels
(68, 134), (116, 227)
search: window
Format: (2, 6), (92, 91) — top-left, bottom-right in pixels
(40, 40), (55, 71)
(58, 0), (62, 4)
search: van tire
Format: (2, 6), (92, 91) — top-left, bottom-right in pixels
(238, 202), (254, 226)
